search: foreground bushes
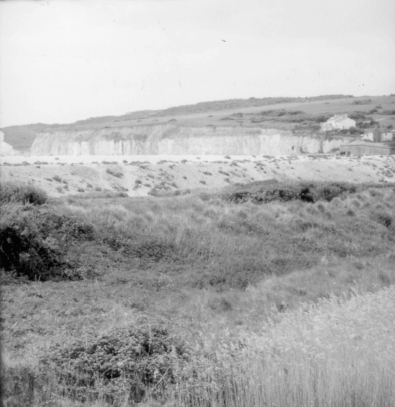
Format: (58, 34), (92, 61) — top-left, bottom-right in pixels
(0, 182), (48, 205)
(5, 288), (394, 406)
(0, 205), (96, 281)
(40, 321), (188, 404)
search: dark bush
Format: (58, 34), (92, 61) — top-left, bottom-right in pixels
(352, 99), (372, 105)
(373, 212), (393, 230)
(348, 127), (363, 135)
(349, 113), (366, 121)
(41, 322), (188, 404)
(224, 182), (357, 204)
(0, 182), (48, 205)
(106, 168), (124, 178)
(103, 235), (176, 262)
(0, 207), (96, 281)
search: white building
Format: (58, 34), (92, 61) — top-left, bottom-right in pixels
(362, 129), (395, 142)
(321, 114), (356, 131)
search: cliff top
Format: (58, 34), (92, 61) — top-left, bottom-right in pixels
(2, 94), (395, 151)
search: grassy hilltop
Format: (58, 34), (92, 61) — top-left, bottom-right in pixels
(1, 179), (395, 406)
(2, 94), (395, 152)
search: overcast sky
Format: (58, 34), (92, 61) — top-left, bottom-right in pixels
(1, 0), (394, 127)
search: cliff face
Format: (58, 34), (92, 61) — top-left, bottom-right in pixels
(0, 131), (15, 156)
(31, 125), (349, 156)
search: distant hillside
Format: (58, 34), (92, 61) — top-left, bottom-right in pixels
(152, 95), (352, 117)
(1, 124), (57, 152)
(2, 94), (395, 152)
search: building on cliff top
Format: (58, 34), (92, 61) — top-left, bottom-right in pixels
(361, 129), (395, 142)
(321, 114), (356, 131)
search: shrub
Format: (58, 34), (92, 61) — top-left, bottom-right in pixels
(106, 168), (123, 178)
(0, 182), (48, 205)
(352, 99), (372, 105)
(373, 212), (393, 229)
(41, 322), (188, 404)
(224, 182), (357, 204)
(348, 126), (363, 135)
(148, 188), (159, 197)
(0, 207), (96, 281)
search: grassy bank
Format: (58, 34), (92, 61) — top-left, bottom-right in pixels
(1, 181), (395, 406)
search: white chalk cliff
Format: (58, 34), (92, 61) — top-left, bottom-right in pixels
(31, 125), (350, 156)
(0, 131), (15, 156)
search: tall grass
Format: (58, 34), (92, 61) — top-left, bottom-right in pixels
(3, 287), (394, 406)
(173, 287), (395, 407)
(58, 186), (395, 287)
(2, 182), (395, 406)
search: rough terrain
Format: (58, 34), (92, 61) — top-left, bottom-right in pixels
(1, 154), (395, 197)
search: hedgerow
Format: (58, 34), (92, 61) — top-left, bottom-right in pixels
(223, 181), (392, 204)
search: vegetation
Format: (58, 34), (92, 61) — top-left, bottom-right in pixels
(1, 181), (395, 406)
(174, 287), (395, 407)
(223, 180), (361, 204)
(106, 168), (124, 178)
(0, 182), (48, 206)
(40, 320), (188, 404)
(249, 110), (329, 130)
(155, 95), (351, 117)
(352, 99), (372, 105)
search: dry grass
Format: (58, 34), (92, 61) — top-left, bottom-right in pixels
(1, 182), (395, 406)
(173, 287), (395, 407)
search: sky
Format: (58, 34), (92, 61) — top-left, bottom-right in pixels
(0, 0), (394, 127)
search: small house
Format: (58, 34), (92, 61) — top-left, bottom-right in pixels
(362, 129), (395, 142)
(321, 114), (356, 131)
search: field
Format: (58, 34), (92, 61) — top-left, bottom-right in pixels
(1, 180), (395, 406)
